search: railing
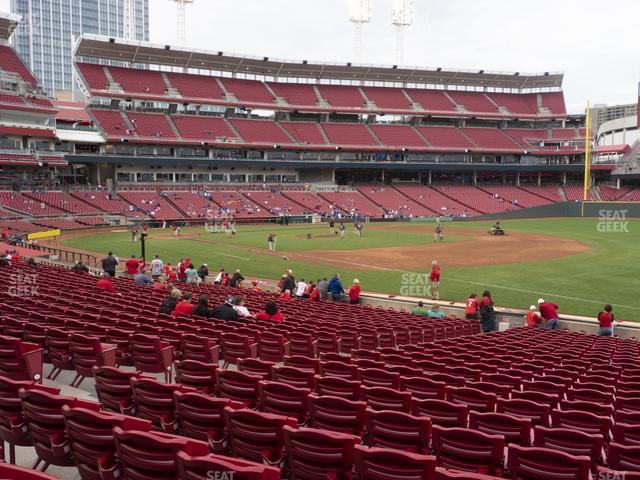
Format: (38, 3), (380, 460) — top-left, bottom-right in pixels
(16, 242), (98, 268)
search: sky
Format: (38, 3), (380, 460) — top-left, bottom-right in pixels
(2, 0), (638, 113)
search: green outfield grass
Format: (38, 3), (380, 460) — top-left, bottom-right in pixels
(61, 218), (640, 320)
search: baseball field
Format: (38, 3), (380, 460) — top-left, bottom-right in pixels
(60, 217), (640, 320)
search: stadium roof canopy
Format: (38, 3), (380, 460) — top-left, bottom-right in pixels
(0, 12), (21, 40)
(75, 34), (564, 90)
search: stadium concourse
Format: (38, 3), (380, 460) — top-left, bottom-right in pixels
(1, 260), (640, 480)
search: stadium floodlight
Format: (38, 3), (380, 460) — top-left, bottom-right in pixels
(348, 0), (372, 62)
(392, 0), (415, 65)
(170, 0), (195, 46)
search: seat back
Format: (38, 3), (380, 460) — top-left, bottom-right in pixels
(258, 331), (289, 362)
(364, 409), (431, 453)
(282, 425), (359, 480)
(431, 425), (504, 474)
(271, 365), (315, 389)
(173, 391), (240, 447)
(506, 444), (591, 480)
(359, 368), (400, 389)
(0, 336), (43, 382)
(287, 332), (317, 357)
(92, 366), (143, 414)
(361, 386), (412, 413)
(496, 398), (550, 426)
(221, 333), (257, 366)
(174, 359), (217, 394)
(354, 444), (436, 480)
(532, 425), (603, 463)
(223, 407), (297, 464)
(112, 426), (209, 479)
(62, 405), (151, 480)
(258, 380), (310, 423)
(216, 369), (261, 408)
(181, 332), (219, 363)
(468, 411), (531, 446)
(607, 442), (640, 472)
(69, 334), (116, 378)
(320, 360), (360, 380)
(313, 375), (361, 400)
(411, 398), (468, 427)
(131, 377), (193, 432)
(306, 393), (367, 435)
(237, 358), (275, 380)
(283, 355), (320, 373)
(445, 386), (497, 413)
(550, 409), (610, 436)
(129, 333), (173, 380)
(400, 376), (446, 400)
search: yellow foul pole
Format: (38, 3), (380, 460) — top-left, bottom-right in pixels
(583, 100), (592, 201)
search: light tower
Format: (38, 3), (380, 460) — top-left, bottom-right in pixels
(348, 0), (371, 63)
(392, 0), (414, 65)
(171, 0), (195, 46)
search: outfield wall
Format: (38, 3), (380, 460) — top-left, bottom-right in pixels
(472, 201), (640, 220)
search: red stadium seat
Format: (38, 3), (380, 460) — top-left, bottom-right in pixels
(129, 333), (174, 383)
(221, 333), (258, 368)
(361, 386), (413, 413)
(445, 386), (497, 413)
(550, 409), (611, 436)
(306, 393), (367, 435)
(258, 380), (310, 423)
(271, 365), (315, 389)
(238, 358), (275, 380)
(431, 425), (505, 474)
(532, 425), (603, 463)
(216, 369), (262, 408)
(400, 376), (447, 400)
(68, 334), (117, 388)
(412, 398), (468, 427)
(468, 411), (531, 446)
(506, 444), (591, 480)
(92, 366), (146, 414)
(131, 377), (195, 432)
(313, 375), (362, 400)
(364, 408), (431, 453)
(0, 463), (64, 480)
(353, 444), (436, 480)
(176, 451), (282, 480)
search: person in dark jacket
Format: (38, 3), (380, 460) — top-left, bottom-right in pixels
(101, 252), (119, 277)
(72, 261), (89, 273)
(159, 288), (181, 314)
(228, 269), (245, 288)
(328, 273), (344, 301)
(212, 296), (240, 321)
(283, 270), (296, 293)
(479, 290), (496, 333)
(197, 263), (209, 282)
(192, 294), (213, 318)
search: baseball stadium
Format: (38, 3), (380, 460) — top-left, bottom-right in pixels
(0, 1), (639, 479)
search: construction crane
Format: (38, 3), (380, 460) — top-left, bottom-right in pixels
(348, 0), (371, 63)
(170, 0), (195, 46)
(392, 0), (414, 65)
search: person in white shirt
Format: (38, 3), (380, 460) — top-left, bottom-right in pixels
(296, 279), (307, 297)
(214, 268), (225, 285)
(233, 295), (252, 318)
(150, 255), (163, 278)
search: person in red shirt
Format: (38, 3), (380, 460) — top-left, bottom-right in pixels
(304, 281), (314, 298)
(125, 255), (141, 276)
(173, 291), (194, 317)
(310, 284), (321, 302)
(526, 305), (541, 328)
(465, 293), (479, 320)
(256, 301), (284, 323)
(178, 258), (188, 282)
(279, 290), (293, 302)
(347, 279), (361, 305)
(167, 270), (178, 282)
(96, 274), (117, 293)
(429, 260), (440, 301)
(478, 290), (496, 333)
(597, 304), (614, 336)
(221, 273), (230, 286)
(164, 263), (173, 275)
(251, 281), (262, 293)
(153, 276), (167, 291)
(538, 298), (560, 330)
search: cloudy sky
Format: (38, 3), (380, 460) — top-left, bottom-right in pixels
(2, 0), (638, 113)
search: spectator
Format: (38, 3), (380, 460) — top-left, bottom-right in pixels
(213, 268), (225, 284)
(150, 255), (163, 278)
(251, 281), (261, 293)
(185, 264), (199, 284)
(597, 304), (614, 336)
(178, 258), (188, 282)
(283, 270), (296, 293)
(192, 295), (213, 318)
(429, 260), (440, 301)
(465, 294), (479, 320)
(317, 277), (329, 300)
(310, 281), (321, 302)
(159, 289), (181, 314)
(153, 276), (167, 291)
(234, 295), (252, 318)
(101, 251), (119, 277)
(96, 273), (117, 293)
(197, 263), (209, 282)
(72, 261), (89, 273)
(303, 280), (314, 298)
(134, 270), (153, 286)
(125, 255), (140, 277)
(347, 279), (361, 305)
(328, 273), (344, 301)
(167, 268), (178, 282)
(427, 304), (445, 319)
(256, 301), (284, 322)
(296, 278), (307, 298)
(411, 301), (428, 316)
(212, 296), (240, 321)
(276, 274), (287, 293)
(173, 292), (194, 317)
(538, 298), (560, 330)
(221, 272), (230, 286)
(280, 289), (293, 302)
(479, 290), (496, 333)
(526, 305), (541, 328)
(229, 269), (244, 288)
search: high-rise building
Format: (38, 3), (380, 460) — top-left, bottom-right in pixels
(10, 0), (149, 96)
